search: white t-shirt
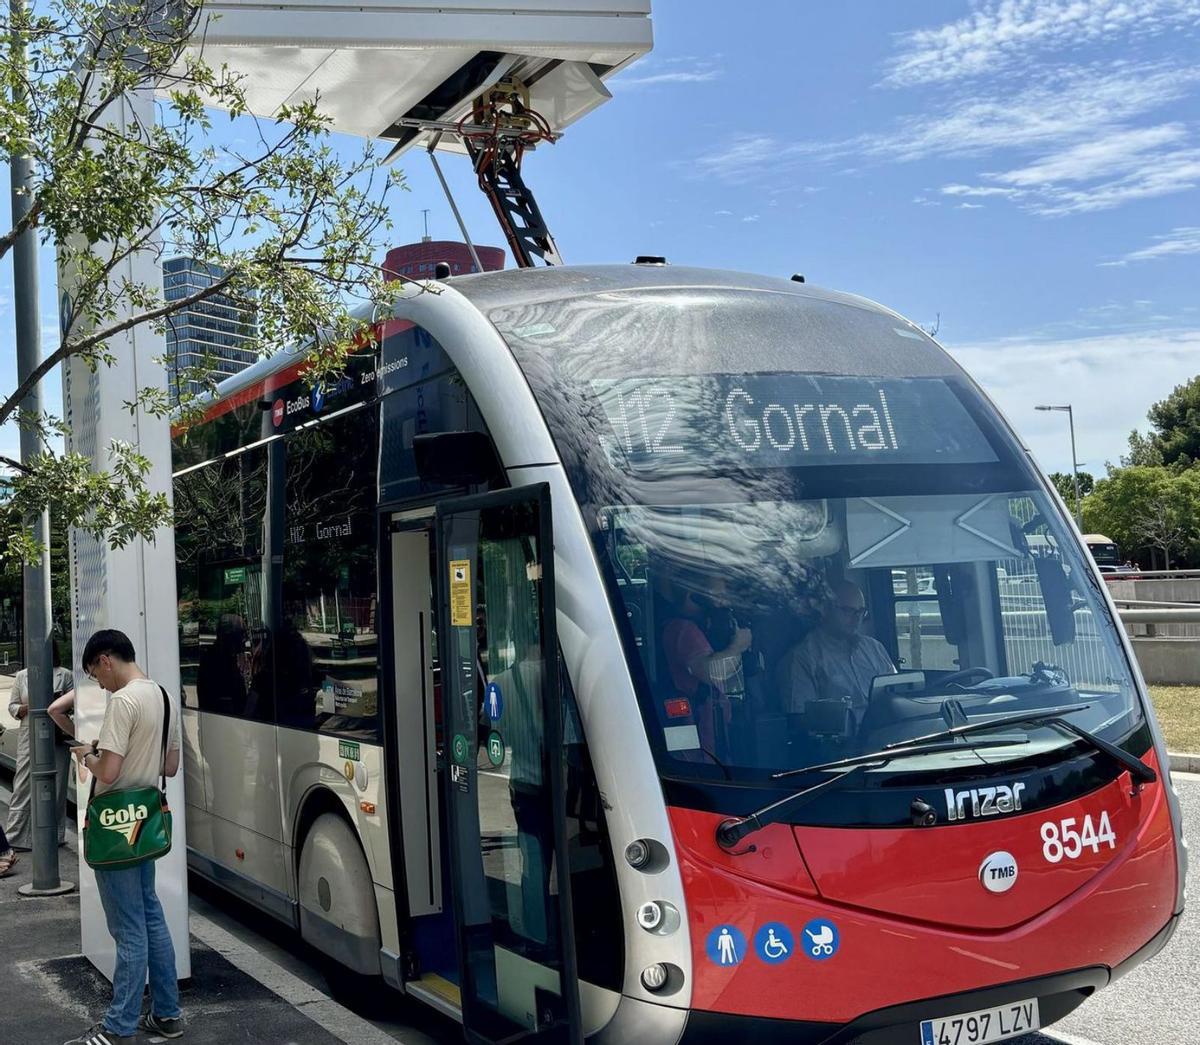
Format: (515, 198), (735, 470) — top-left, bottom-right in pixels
(96, 677), (181, 795)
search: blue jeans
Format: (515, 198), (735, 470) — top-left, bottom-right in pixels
(94, 861), (182, 1036)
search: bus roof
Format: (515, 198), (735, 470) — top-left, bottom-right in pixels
(198, 264), (940, 413)
(1083, 534), (1115, 544)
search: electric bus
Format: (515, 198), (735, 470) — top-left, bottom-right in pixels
(172, 263), (1185, 1045)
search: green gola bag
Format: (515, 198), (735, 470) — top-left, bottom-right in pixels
(83, 685), (174, 870)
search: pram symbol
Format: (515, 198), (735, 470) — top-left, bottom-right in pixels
(802, 919), (839, 960)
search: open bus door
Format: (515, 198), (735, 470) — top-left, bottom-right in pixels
(435, 484), (583, 1045)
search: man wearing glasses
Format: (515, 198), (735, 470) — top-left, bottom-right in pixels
(779, 580), (895, 722)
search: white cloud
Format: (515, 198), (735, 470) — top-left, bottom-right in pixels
(942, 184), (1019, 198)
(694, 134), (787, 180)
(946, 327), (1200, 471)
(1101, 226), (1200, 265)
(886, 0), (1200, 87)
(874, 63), (1198, 162)
(941, 121), (1200, 214)
(696, 63), (1199, 196)
(714, 209), (734, 216)
(991, 124), (1188, 187)
(742, 214), (760, 222)
(617, 57), (722, 90)
(957, 202), (984, 209)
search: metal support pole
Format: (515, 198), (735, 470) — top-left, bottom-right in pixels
(427, 143), (485, 273)
(9, 0), (73, 897)
(1066, 405), (1082, 529)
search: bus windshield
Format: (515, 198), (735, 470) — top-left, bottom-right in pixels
(489, 287), (1144, 784)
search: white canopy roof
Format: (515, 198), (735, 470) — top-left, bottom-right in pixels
(184, 0), (653, 152)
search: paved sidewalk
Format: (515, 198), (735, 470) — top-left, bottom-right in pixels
(0, 795), (356, 1045)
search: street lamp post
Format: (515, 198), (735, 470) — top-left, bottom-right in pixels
(1036, 404), (1082, 528)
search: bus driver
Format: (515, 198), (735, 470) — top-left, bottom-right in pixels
(778, 580), (895, 722)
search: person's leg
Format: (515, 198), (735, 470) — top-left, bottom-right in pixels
(53, 743), (71, 845)
(5, 721), (32, 848)
(141, 861), (182, 1020)
(94, 866), (149, 1037)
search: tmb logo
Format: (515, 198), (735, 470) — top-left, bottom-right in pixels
(979, 850), (1019, 894)
(271, 398), (285, 427)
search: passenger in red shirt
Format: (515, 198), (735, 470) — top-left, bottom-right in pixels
(662, 579), (752, 760)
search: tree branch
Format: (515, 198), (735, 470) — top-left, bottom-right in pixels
(0, 270), (236, 431)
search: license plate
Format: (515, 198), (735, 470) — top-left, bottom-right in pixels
(920, 998), (1040, 1045)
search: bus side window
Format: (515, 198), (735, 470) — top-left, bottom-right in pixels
(379, 365), (493, 504)
(280, 404), (381, 741)
(174, 447), (274, 721)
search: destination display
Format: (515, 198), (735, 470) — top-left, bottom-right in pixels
(591, 375), (997, 471)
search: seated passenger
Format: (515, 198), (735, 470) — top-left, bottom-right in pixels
(778, 580), (896, 720)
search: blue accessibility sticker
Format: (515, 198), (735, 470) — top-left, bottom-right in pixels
(485, 681), (504, 721)
(802, 918), (840, 961)
(754, 922), (794, 964)
(705, 925), (746, 967)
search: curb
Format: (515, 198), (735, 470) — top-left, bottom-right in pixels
(1169, 752), (1200, 774)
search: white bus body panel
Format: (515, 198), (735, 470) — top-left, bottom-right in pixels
(182, 0), (652, 150)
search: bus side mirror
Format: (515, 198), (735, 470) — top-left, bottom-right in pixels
(413, 431), (504, 487)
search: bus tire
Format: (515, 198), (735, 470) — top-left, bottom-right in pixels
(297, 809), (383, 993)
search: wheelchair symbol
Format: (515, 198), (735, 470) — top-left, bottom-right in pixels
(753, 922), (794, 964)
(802, 919), (839, 960)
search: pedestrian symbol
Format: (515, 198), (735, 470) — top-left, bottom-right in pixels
(485, 682), (503, 721)
(704, 925), (745, 967)
(754, 922), (794, 964)
(486, 730), (505, 767)
(802, 919), (840, 961)
(451, 733), (469, 765)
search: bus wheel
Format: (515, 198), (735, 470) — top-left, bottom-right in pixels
(297, 810), (384, 1004)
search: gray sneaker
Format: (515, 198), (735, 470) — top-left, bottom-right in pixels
(140, 1012), (186, 1039)
(62, 1023), (136, 1045)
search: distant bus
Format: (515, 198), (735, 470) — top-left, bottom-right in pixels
(1083, 534), (1122, 569)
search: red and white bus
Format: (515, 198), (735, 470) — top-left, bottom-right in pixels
(172, 263), (1185, 1044)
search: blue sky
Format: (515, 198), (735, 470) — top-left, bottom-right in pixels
(3, 0), (1200, 477)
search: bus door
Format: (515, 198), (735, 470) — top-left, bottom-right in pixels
(435, 484), (582, 1045)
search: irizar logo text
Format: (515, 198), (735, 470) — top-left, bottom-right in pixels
(98, 803), (149, 846)
(944, 782), (1026, 822)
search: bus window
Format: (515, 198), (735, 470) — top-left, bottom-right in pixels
(891, 568), (958, 672)
(174, 447), (272, 721)
(281, 405), (380, 740)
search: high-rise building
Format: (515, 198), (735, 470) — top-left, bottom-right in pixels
(163, 256), (258, 403)
(383, 240), (505, 280)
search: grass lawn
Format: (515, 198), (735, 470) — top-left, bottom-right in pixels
(1148, 686), (1200, 753)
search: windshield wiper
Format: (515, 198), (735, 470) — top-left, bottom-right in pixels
(715, 736), (1026, 853)
(890, 703), (1157, 786)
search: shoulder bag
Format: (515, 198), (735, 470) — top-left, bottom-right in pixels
(82, 685), (174, 870)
